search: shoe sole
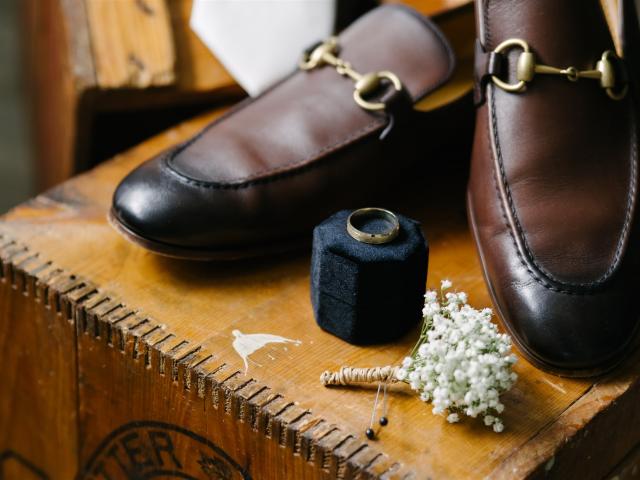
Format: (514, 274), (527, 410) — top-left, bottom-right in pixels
(108, 209), (308, 261)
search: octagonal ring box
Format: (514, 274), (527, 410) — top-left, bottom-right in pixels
(311, 209), (428, 344)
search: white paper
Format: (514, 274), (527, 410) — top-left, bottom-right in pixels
(191, 0), (336, 96)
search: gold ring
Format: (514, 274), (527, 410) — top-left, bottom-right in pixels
(347, 208), (400, 245)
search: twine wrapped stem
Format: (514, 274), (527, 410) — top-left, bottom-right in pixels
(320, 366), (400, 386)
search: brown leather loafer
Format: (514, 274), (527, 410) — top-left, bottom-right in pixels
(468, 0), (640, 376)
(110, 5), (474, 260)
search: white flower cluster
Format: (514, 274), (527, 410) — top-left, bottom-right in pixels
(396, 280), (517, 432)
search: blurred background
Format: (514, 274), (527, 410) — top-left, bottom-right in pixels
(0, 0), (468, 215)
(0, 0), (32, 212)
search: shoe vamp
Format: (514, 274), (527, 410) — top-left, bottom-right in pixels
(486, 0), (636, 285)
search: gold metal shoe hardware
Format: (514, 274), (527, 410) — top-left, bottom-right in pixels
(491, 38), (628, 100)
(299, 36), (403, 111)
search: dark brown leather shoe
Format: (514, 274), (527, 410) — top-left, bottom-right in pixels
(468, 0), (640, 376)
(110, 5), (474, 260)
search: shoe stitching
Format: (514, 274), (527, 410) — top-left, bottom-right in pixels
(484, 0), (492, 48)
(490, 83), (637, 292)
(488, 93), (584, 296)
(163, 120), (383, 190)
(481, 0), (574, 295)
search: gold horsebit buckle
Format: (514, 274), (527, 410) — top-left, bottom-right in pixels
(299, 37), (403, 111)
(491, 38), (628, 101)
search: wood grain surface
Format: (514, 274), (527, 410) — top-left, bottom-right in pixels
(85, 0), (176, 89)
(1, 104), (640, 478)
(21, 0), (96, 188)
(0, 252), (79, 479)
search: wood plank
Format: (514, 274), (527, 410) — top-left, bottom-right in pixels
(20, 0), (96, 188)
(384, 0), (472, 16)
(85, 0), (176, 89)
(0, 249), (79, 479)
(601, 0), (622, 54)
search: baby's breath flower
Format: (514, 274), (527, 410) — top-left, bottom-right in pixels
(425, 291), (438, 303)
(447, 413), (460, 423)
(397, 282), (517, 432)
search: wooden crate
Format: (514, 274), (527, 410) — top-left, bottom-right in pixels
(1, 103), (640, 479)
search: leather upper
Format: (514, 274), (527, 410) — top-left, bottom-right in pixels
(170, 6), (453, 186)
(112, 5), (456, 252)
(468, 0), (640, 372)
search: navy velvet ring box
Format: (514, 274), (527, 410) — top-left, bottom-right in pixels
(311, 210), (429, 344)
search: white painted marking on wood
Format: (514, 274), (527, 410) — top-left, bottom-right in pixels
(231, 329), (301, 374)
(542, 377), (567, 395)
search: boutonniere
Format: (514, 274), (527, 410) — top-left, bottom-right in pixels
(321, 280), (518, 437)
